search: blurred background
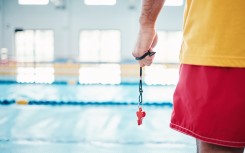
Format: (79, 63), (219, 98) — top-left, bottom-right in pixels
(0, 0), (196, 152)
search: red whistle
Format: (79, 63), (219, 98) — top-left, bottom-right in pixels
(136, 107), (146, 126)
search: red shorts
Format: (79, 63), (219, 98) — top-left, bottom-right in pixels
(170, 64), (245, 148)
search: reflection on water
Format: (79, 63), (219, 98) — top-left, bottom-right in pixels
(13, 64), (180, 86)
(79, 64), (121, 85)
(17, 67), (54, 84)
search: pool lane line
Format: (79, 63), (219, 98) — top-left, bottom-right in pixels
(0, 99), (172, 107)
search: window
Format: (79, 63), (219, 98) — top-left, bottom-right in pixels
(79, 30), (120, 62)
(154, 31), (182, 63)
(15, 30), (54, 62)
(84, 0), (116, 5)
(18, 0), (49, 5)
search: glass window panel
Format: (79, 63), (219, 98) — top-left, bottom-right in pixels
(35, 30), (54, 62)
(100, 31), (120, 62)
(15, 30), (54, 62)
(79, 30), (120, 62)
(80, 31), (100, 62)
(15, 30), (34, 62)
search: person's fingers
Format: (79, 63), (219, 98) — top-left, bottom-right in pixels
(145, 55), (154, 62)
(140, 63), (145, 67)
(132, 50), (141, 58)
(145, 59), (153, 66)
(145, 62), (151, 66)
(135, 49), (155, 67)
(136, 58), (153, 67)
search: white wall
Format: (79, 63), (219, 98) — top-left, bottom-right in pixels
(0, 0), (184, 62)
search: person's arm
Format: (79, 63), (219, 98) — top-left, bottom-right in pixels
(132, 0), (165, 67)
(140, 0), (165, 28)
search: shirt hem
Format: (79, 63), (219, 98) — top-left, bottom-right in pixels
(180, 55), (245, 68)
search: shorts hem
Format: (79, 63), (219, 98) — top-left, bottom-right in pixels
(170, 122), (245, 148)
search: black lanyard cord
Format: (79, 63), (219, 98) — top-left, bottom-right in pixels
(135, 50), (156, 107)
(139, 67), (143, 107)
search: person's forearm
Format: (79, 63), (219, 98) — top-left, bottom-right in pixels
(140, 0), (165, 28)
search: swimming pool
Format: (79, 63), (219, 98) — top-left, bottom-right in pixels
(0, 83), (196, 153)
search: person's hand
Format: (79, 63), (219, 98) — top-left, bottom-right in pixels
(132, 27), (158, 67)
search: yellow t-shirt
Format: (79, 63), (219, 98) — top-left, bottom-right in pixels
(180, 0), (245, 67)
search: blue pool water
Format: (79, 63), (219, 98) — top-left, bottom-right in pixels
(0, 83), (196, 153)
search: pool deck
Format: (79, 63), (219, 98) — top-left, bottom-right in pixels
(0, 105), (195, 153)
